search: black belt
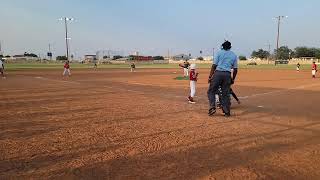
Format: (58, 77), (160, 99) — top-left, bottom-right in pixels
(215, 70), (231, 73)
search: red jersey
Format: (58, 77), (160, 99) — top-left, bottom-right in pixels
(312, 63), (317, 70)
(190, 70), (198, 81)
(64, 63), (70, 69)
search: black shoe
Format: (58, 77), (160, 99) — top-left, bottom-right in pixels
(224, 113), (231, 117)
(208, 108), (216, 116)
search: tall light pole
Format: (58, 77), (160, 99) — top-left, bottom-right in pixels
(48, 43), (52, 60)
(59, 17), (74, 60)
(274, 16), (288, 58)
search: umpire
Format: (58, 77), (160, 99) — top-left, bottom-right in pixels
(207, 41), (238, 117)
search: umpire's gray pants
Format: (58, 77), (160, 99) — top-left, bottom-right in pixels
(207, 71), (232, 114)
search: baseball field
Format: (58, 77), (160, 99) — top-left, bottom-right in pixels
(1, 64), (320, 179)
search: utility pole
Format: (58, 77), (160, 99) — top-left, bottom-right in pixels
(48, 43), (52, 60)
(275, 16), (288, 59)
(64, 18), (69, 60)
(59, 17), (74, 61)
(276, 16), (280, 51)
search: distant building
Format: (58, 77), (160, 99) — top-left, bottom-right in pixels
(129, 55), (153, 61)
(299, 57), (316, 61)
(9, 54), (39, 61)
(84, 55), (97, 62)
(96, 50), (125, 60)
(172, 54), (191, 61)
(13, 55), (26, 58)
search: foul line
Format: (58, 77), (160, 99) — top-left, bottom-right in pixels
(34, 76), (81, 85)
(239, 82), (320, 99)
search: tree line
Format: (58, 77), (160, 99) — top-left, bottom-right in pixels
(251, 46), (320, 60)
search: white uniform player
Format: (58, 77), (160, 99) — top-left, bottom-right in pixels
(183, 61), (190, 77)
(312, 62), (317, 78)
(0, 59), (6, 79)
(188, 64), (198, 103)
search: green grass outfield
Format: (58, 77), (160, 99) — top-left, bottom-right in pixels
(4, 63), (312, 71)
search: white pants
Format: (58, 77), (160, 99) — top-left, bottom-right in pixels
(184, 68), (189, 76)
(190, 81), (196, 98)
(63, 68), (71, 76)
(312, 70), (316, 76)
(296, 67), (300, 71)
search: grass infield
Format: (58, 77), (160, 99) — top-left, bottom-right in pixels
(174, 76), (189, 80)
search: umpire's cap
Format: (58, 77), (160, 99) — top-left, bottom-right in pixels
(222, 41), (232, 50)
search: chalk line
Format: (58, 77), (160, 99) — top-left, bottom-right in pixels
(33, 76), (81, 85)
(239, 82), (320, 99)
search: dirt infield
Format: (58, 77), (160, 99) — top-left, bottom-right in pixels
(1, 68), (320, 179)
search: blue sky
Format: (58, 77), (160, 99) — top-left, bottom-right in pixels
(1, 0), (320, 58)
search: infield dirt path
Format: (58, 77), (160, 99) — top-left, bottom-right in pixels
(1, 68), (320, 179)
